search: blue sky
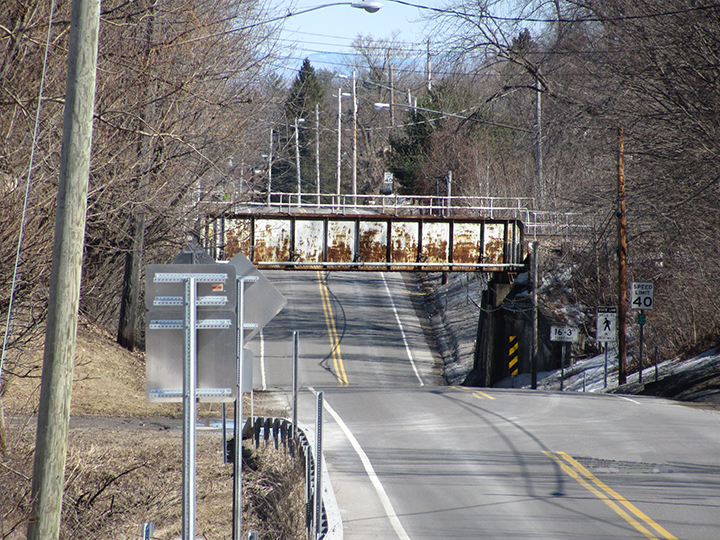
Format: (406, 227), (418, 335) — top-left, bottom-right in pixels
(269, 0), (441, 73)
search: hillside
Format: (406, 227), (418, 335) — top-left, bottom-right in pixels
(0, 321), (303, 540)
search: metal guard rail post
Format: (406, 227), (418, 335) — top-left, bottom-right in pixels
(244, 416), (342, 540)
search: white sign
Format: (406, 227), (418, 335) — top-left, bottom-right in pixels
(596, 307), (617, 342)
(631, 281), (654, 310)
(383, 171), (394, 185)
(550, 326), (579, 342)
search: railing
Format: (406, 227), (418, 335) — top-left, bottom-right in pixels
(200, 192), (592, 241)
(245, 416), (341, 540)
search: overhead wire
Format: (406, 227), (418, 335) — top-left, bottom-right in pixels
(1, 0), (57, 384)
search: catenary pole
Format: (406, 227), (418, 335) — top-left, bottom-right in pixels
(27, 0), (101, 537)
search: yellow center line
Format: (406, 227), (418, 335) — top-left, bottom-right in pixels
(557, 452), (678, 540)
(450, 386), (496, 400)
(317, 271), (348, 386)
(544, 451), (677, 540)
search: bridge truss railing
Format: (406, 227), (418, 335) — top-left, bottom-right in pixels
(200, 192), (591, 241)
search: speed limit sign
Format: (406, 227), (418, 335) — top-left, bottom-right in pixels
(631, 281), (654, 310)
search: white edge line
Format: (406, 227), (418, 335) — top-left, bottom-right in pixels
(260, 329), (267, 391)
(316, 390), (412, 540)
(381, 272), (424, 386)
(616, 395), (642, 405)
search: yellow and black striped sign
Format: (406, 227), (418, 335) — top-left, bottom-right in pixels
(509, 335), (519, 375)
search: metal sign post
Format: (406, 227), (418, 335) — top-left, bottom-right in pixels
(631, 283), (653, 383)
(182, 277), (197, 540)
(597, 307), (618, 389)
(638, 312), (647, 383)
(233, 275), (258, 540)
(145, 252), (286, 540)
(314, 391), (324, 539)
(551, 326), (579, 390)
(292, 331), (299, 444)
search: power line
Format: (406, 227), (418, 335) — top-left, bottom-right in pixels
(385, 0), (720, 23)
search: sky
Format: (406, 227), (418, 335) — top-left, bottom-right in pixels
(269, 0), (442, 74)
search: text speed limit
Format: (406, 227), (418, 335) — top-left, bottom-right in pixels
(631, 281), (654, 310)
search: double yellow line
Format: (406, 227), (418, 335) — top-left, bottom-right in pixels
(451, 386), (496, 400)
(544, 451), (677, 540)
(317, 271), (348, 386)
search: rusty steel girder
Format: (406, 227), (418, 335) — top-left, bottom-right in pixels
(221, 213), (525, 272)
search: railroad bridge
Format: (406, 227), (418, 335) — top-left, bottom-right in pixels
(199, 195), (566, 386)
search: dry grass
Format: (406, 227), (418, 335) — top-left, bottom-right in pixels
(0, 321), (304, 539)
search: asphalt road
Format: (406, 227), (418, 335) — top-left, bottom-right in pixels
(248, 270), (720, 540)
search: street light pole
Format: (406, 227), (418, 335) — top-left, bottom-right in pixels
(294, 117), (304, 207)
(267, 128), (273, 205)
(315, 103), (321, 206)
(337, 88), (342, 202)
(352, 70), (358, 206)
(336, 88), (351, 205)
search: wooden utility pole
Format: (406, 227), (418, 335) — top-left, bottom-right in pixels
(426, 39), (433, 92)
(534, 70), (543, 204)
(28, 0), (101, 537)
(117, 2), (154, 351)
(617, 127), (628, 385)
(389, 64), (395, 128)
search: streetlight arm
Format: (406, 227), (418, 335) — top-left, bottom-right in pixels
(174, 2), (382, 47)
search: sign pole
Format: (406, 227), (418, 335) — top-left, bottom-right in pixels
(314, 391), (324, 539)
(638, 310), (645, 383)
(182, 277), (197, 540)
(233, 277), (248, 540)
(560, 343), (565, 391)
(292, 331), (299, 442)
(604, 345), (608, 388)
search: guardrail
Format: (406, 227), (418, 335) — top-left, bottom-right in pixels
(245, 416), (341, 540)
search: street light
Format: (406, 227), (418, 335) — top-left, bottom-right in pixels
(294, 117), (305, 206)
(267, 128), (273, 206)
(336, 89), (352, 201)
(175, 2), (383, 46)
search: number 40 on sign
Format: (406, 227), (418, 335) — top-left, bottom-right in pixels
(631, 281), (654, 310)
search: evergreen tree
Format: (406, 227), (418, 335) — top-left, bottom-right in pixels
(273, 59), (325, 195)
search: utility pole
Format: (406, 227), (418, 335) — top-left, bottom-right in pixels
(535, 69), (543, 204)
(294, 117), (303, 207)
(336, 88), (342, 201)
(117, 0), (154, 352)
(617, 126), (628, 385)
(352, 70), (357, 205)
(315, 103), (320, 206)
(267, 128), (273, 205)
(28, 0), (101, 538)
(426, 39), (432, 92)
(389, 64), (395, 127)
